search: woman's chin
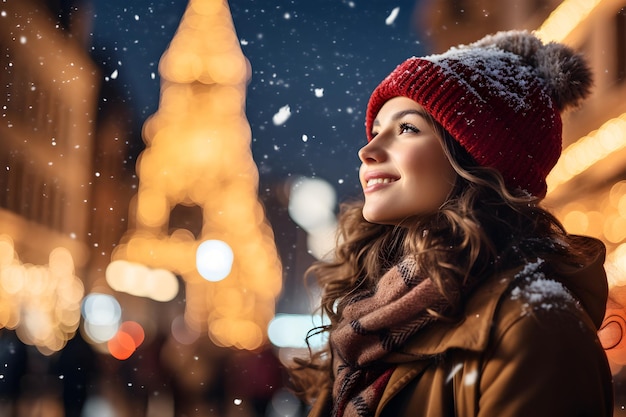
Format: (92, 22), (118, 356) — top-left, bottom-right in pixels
(362, 210), (394, 225)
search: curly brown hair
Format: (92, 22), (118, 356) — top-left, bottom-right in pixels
(289, 117), (585, 404)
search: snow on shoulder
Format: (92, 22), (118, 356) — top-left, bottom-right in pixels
(509, 258), (579, 314)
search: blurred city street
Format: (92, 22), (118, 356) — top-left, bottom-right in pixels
(1, 0), (626, 415)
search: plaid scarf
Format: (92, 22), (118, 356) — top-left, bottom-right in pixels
(329, 258), (452, 417)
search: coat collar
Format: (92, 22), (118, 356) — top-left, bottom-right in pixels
(386, 266), (519, 360)
(385, 235), (607, 359)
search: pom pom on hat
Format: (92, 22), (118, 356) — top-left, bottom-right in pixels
(365, 30), (593, 197)
(471, 30), (592, 110)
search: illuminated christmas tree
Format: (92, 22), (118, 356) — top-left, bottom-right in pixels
(109, 0), (282, 350)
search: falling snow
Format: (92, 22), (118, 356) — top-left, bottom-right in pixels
(272, 104), (292, 126)
(385, 7), (400, 25)
(227, 0), (423, 200)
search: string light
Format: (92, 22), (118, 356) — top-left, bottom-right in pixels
(547, 113), (626, 191)
(0, 235), (84, 355)
(534, 0), (603, 43)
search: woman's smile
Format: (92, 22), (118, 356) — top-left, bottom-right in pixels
(362, 172), (400, 192)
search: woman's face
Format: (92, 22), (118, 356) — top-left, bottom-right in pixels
(358, 96), (457, 225)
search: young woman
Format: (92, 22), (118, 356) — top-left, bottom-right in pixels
(292, 30), (614, 416)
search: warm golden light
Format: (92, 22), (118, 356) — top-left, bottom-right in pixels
(110, 0), (282, 351)
(552, 179), (626, 254)
(534, 0), (603, 43)
(105, 260), (180, 302)
(547, 114), (626, 192)
(537, 6), (626, 370)
(608, 243), (626, 286)
(0, 235), (84, 355)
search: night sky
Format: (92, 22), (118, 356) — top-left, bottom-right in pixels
(90, 0), (427, 202)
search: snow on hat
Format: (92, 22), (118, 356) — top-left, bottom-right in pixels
(365, 30), (592, 197)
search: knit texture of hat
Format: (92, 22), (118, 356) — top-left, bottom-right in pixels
(365, 30), (592, 197)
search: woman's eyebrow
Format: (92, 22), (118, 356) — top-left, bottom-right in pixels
(391, 109), (430, 121)
(372, 109), (429, 127)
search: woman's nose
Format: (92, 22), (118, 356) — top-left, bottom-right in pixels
(358, 139), (385, 164)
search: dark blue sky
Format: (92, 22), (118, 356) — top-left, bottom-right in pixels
(90, 0), (427, 200)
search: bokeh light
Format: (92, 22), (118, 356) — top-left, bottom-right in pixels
(106, 260), (179, 302)
(287, 177), (338, 260)
(196, 239), (234, 282)
(107, 321), (145, 360)
(81, 293), (122, 344)
(171, 314), (201, 345)
(288, 177), (336, 231)
(267, 314), (328, 349)
(0, 235), (84, 354)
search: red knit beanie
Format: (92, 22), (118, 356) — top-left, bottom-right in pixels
(365, 30), (592, 197)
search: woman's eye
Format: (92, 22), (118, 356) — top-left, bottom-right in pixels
(399, 122), (419, 134)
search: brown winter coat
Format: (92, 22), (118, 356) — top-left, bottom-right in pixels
(308, 236), (614, 417)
